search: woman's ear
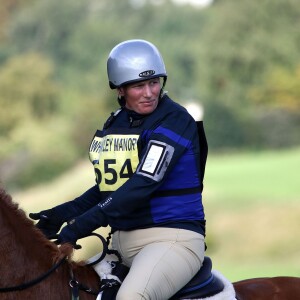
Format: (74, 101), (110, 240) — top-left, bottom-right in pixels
(117, 87), (126, 107)
(117, 87), (124, 97)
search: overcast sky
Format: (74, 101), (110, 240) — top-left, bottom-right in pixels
(130, 0), (213, 9)
(172, 0), (213, 7)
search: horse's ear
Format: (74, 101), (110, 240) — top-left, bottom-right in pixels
(53, 243), (74, 264)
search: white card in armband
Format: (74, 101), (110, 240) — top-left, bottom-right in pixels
(137, 140), (174, 182)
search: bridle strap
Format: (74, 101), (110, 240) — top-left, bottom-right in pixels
(0, 256), (66, 293)
(69, 276), (99, 297)
(0, 232), (122, 297)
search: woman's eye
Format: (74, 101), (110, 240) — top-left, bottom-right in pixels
(151, 80), (160, 85)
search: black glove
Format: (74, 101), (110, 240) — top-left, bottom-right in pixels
(55, 204), (108, 247)
(55, 219), (83, 247)
(29, 209), (65, 239)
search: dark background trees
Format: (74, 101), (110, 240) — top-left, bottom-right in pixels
(1, 0), (299, 189)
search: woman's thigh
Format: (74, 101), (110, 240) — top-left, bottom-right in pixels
(114, 228), (205, 300)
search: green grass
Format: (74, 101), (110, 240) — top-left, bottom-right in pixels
(209, 257), (300, 282)
(204, 147), (300, 207)
(203, 147), (300, 280)
(10, 147), (300, 279)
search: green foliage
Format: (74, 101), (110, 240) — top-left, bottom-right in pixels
(251, 66), (300, 111)
(0, 52), (77, 188)
(0, 52), (59, 135)
(195, 0), (300, 149)
(1, 0), (300, 188)
(249, 65), (300, 147)
(204, 101), (248, 150)
(0, 0), (36, 42)
(8, 119), (78, 188)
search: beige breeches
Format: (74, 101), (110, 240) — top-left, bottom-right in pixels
(112, 227), (205, 300)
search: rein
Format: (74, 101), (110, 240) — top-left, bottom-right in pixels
(85, 232), (122, 267)
(0, 232), (121, 299)
(68, 232), (122, 299)
(0, 256), (66, 293)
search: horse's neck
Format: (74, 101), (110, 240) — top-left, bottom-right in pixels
(0, 194), (58, 278)
(1, 230), (32, 278)
(0, 190), (102, 299)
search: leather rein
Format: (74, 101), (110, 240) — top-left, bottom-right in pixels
(0, 256), (66, 293)
(0, 233), (116, 298)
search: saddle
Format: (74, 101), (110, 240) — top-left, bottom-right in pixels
(98, 256), (224, 300)
(170, 256), (225, 299)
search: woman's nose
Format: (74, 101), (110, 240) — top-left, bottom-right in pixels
(143, 84), (152, 97)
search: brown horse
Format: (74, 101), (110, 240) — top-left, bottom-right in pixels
(0, 188), (100, 300)
(0, 187), (300, 300)
(234, 276), (300, 300)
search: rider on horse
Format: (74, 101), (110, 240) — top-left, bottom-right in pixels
(30, 39), (208, 300)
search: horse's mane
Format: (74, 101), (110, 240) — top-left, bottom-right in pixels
(0, 188), (73, 262)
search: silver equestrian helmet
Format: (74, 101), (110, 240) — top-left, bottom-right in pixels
(107, 39), (167, 89)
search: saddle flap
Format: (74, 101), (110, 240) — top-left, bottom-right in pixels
(189, 256), (213, 286)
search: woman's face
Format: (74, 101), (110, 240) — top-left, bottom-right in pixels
(118, 78), (161, 115)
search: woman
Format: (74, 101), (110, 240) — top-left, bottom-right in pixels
(30, 39), (207, 300)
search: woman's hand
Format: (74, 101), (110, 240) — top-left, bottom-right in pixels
(29, 209), (65, 239)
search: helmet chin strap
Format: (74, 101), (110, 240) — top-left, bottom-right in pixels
(159, 76), (167, 99)
(117, 95), (126, 107)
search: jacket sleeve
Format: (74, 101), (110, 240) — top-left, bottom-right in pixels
(54, 184), (102, 221)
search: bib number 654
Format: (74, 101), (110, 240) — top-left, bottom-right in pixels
(95, 159), (134, 186)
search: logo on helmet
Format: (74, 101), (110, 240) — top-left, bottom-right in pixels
(139, 70), (155, 77)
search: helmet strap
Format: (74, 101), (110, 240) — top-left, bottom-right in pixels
(118, 95), (126, 107)
(159, 77), (167, 99)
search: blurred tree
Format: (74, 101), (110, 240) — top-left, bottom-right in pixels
(195, 0), (300, 149)
(7, 0), (88, 64)
(204, 100), (248, 150)
(251, 66), (300, 112)
(197, 0), (300, 107)
(0, 0), (36, 41)
(1, 0), (300, 188)
(4, 0), (208, 98)
(0, 53), (89, 189)
(0, 52), (59, 136)
(249, 65), (300, 148)
(253, 108), (300, 148)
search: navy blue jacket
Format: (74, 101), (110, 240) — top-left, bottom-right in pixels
(56, 95), (207, 236)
